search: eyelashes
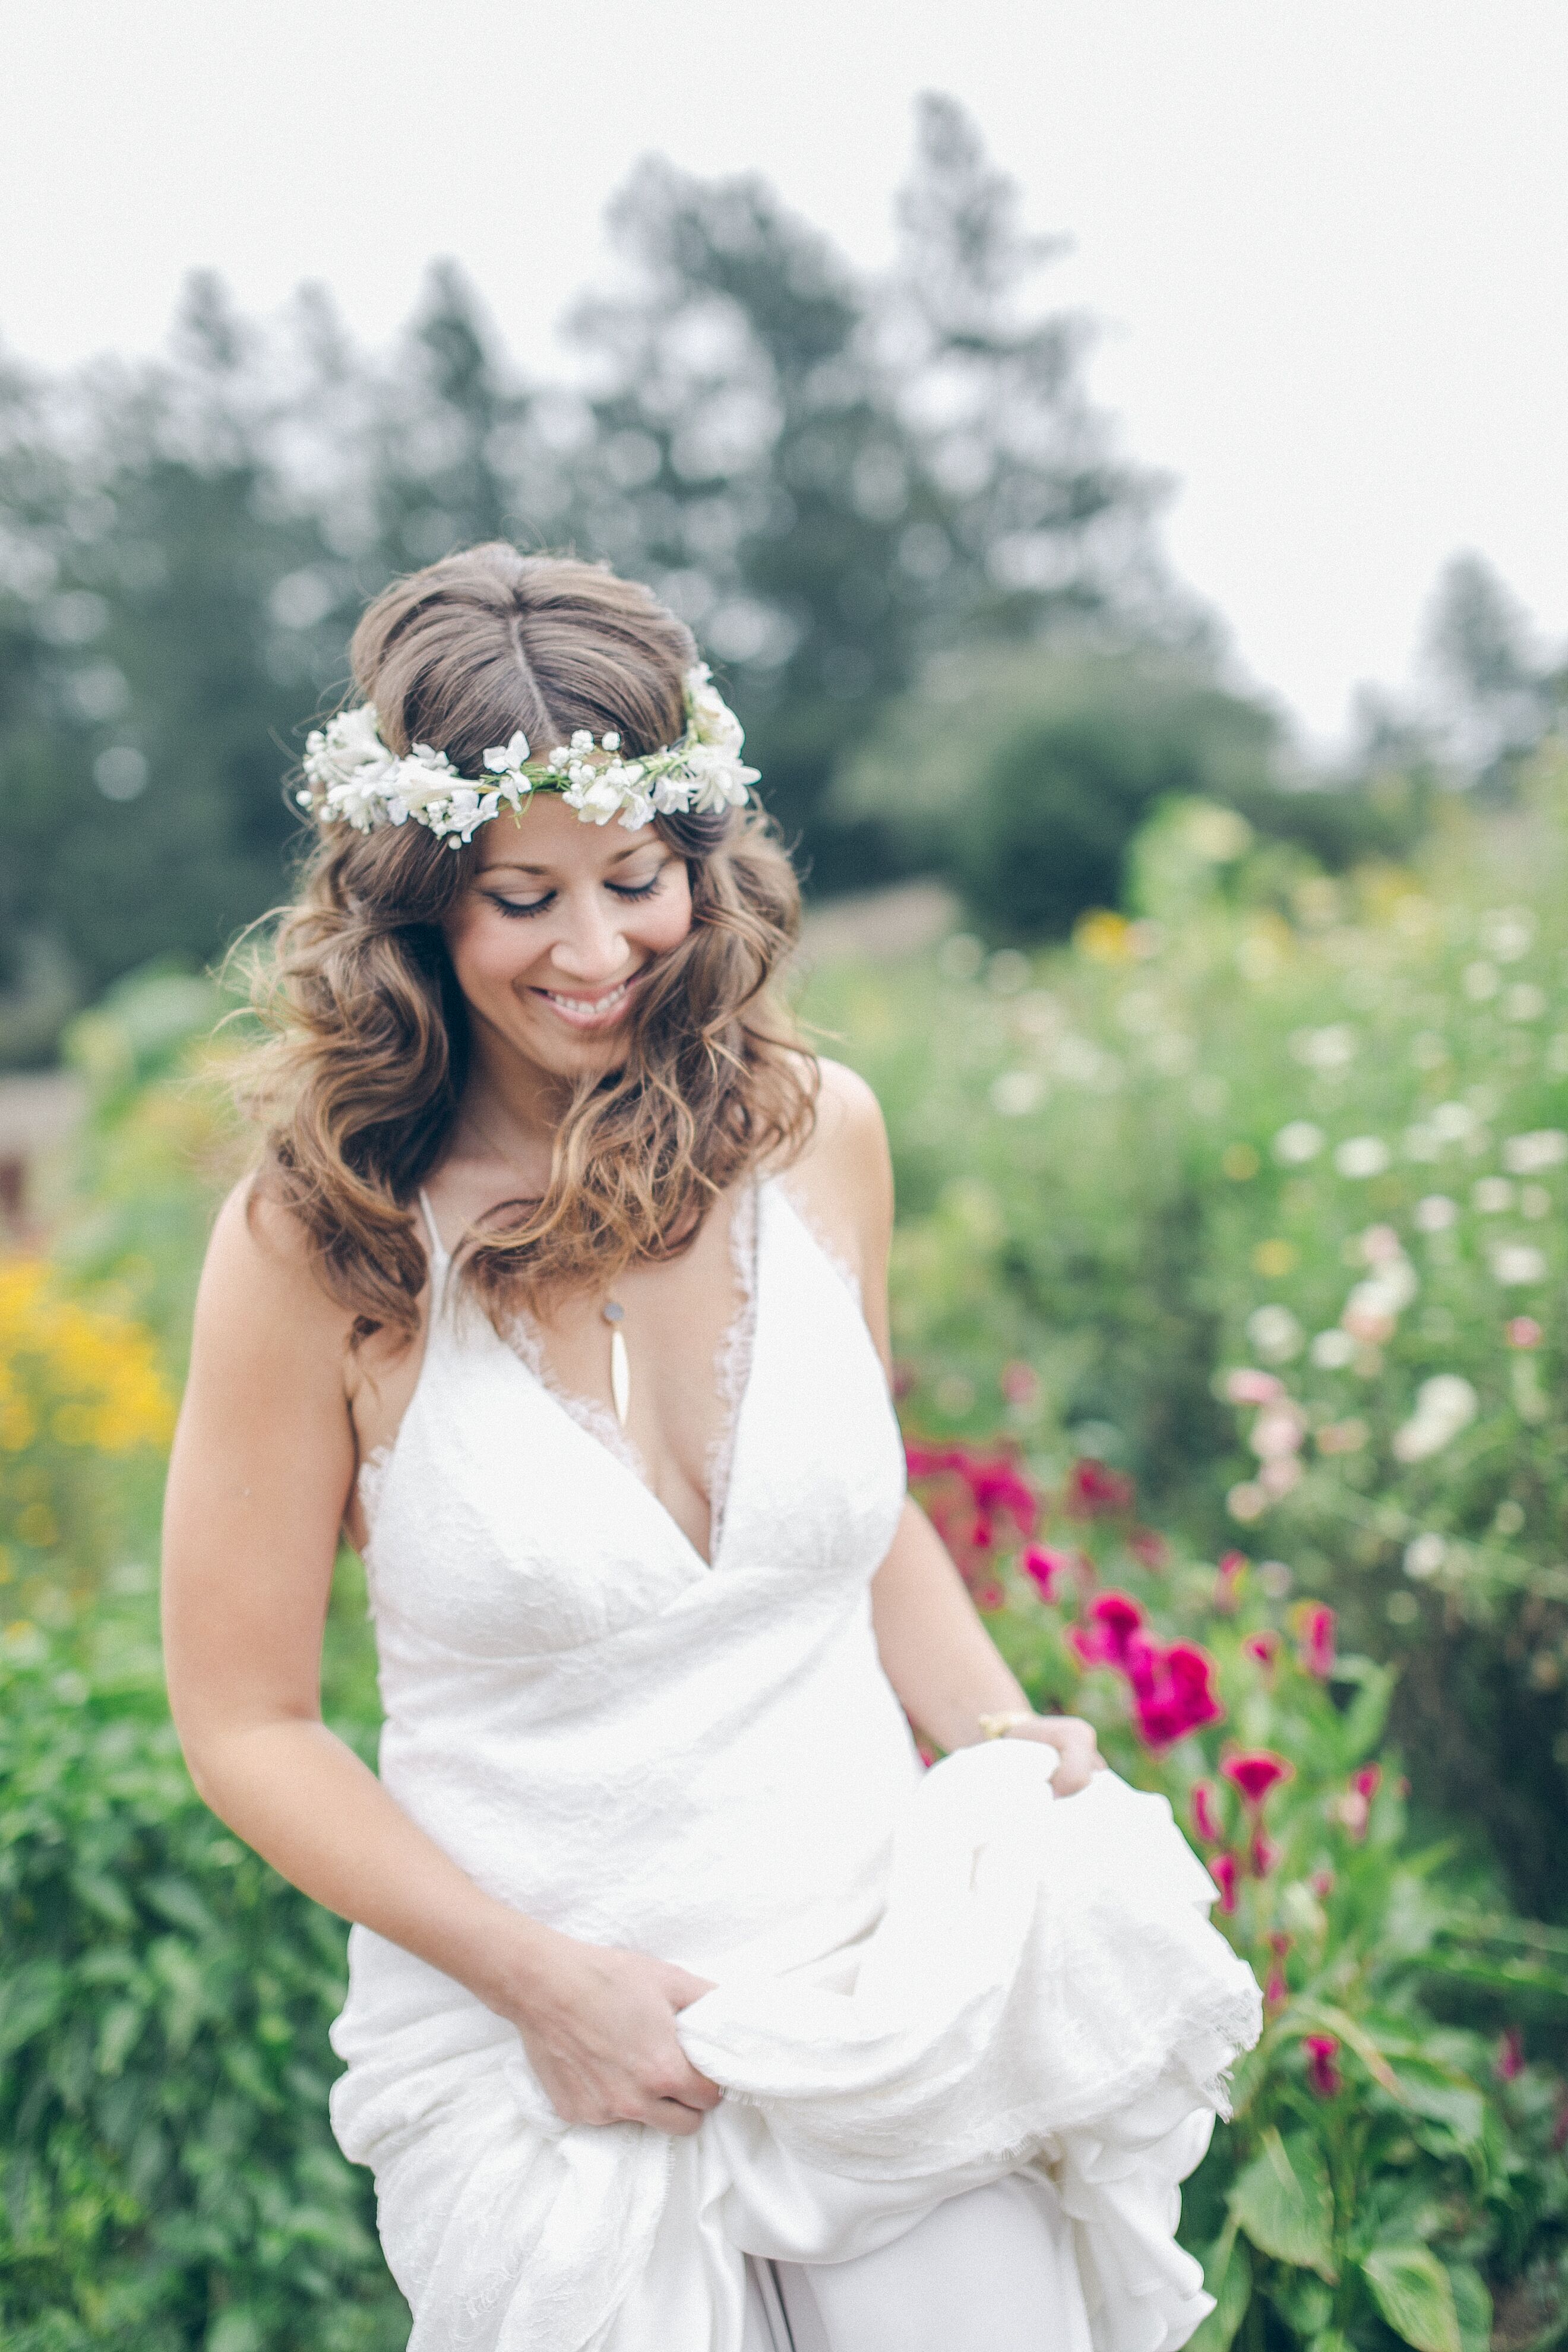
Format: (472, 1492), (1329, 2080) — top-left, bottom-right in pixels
(486, 875), (665, 921)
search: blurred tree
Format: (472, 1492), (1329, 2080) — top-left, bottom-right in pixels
(0, 277), (336, 1028)
(833, 641), (1431, 940)
(564, 94), (1162, 883)
(1422, 551), (1561, 798)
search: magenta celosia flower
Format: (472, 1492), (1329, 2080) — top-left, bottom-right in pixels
(904, 1441), (962, 1482)
(957, 1453), (1038, 1536)
(1021, 1543), (1071, 1602)
(1209, 1852), (1239, 1913)
(1222, 1749), (1295, 1808)
(1069, 1589), (1146, 1669)
(974, 1580), (1006, 1614)
(1496, 2028), (1525, 2082)
(1310, 1868), (1335, 1900)
(1191, 1780), (1224, 1844)
(1065, 1458), (1136, 1519)
(1298, 1602), (1337, 1680)
(1242, 1630), (1280, 1671)
(1304, 2034), (1342, 2097)
(1128, 1637), (1225, 1748)
(1264, 1931), (1292, 2005)
(1128, 1526), (1169, 1570)
(1250, 1827), (1279, 1880)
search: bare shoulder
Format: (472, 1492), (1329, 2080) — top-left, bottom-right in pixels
(774, 1055), (892, 1285)
(194, 1175), (359, 1385)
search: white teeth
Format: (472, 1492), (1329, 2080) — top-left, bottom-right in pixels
(544, 982), (628, 1015)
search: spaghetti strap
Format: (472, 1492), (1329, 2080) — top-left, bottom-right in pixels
(416, 1188), (451, 1278)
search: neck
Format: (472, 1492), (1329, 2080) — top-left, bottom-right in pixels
(459, 1021), (580, 1180)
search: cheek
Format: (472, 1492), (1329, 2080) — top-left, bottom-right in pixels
(639, 869), (695, 950)
(444, 904), (538, 997)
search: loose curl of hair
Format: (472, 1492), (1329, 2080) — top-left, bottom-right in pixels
(242, 546), (817, 1343)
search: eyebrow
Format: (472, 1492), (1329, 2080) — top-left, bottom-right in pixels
(481, 842), (668, 877)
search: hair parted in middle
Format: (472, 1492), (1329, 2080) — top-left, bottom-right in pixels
(244, 545), (817, 1342)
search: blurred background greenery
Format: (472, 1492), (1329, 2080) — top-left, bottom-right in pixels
(2, 90), (1567, 2352)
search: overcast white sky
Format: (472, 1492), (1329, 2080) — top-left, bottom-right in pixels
(4, 0), (1564, 748)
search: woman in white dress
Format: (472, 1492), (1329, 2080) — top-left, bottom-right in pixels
(163, 546), (1259, 2352)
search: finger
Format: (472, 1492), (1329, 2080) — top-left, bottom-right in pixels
(667, 1970), (719, 2008)
(663, 2054), (725, 2110)
(645, 2096), (710, 2137)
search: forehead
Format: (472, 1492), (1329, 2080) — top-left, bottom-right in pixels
(472, 794), (668, 877)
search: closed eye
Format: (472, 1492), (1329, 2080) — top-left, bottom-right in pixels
(486, 875), (666, 919)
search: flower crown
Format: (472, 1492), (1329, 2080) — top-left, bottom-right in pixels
(295, 663), (758, 847)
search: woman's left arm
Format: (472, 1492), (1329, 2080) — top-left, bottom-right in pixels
(790, 1060), (1101, 1795)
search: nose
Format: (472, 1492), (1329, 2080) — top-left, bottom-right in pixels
(544, 883), (635, 985)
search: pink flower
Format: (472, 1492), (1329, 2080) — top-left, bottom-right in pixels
(1000, 1360), (1039, 1406)
(1222, 1749), (1295, 1808)
(1191, 1780), (1224, 1844)
(1225, 1368), (1285, 1406)
(1310, 1869), (1336, 1900)
(1243, 1630), (1281, 1672)
(905, 1441), (962, 1483)
(1127, 1636), (1225, 1748)
(1069, 1589), (1146, 1669)
(1065, 1458), (1136, 1519)
(1020, 1543), (1071, 1602)
(1506, 1317), (1542, 1350)
(1495, 2028), (1525, 2082)
(1304, 2034), (1342, 2097)
(1128, 1527), (1169, 1570)
(1209, 1852), (1239, 1914)
(974, 1580), (1006, 1613)
(960, 1456), (1038, 1537)
(1298, 1603), (1337, 1680)
(1335, 1762), (1382, 1840)
(1213, 1551), (1248, 1613)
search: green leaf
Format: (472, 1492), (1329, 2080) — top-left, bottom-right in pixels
(1442, 2262), (1492, 2352)
(1386, 2059), (1487, 2149)
(1361, 2245), (1461, 2352)
(1336, 1662), (1394, 1760)
(1188, 2224), (1251, 2352)
(1229, 2127), (1338, 2281)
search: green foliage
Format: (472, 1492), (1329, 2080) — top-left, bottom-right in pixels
(0, 1596), (404, 2351)
(830, 641), (1431, 940)
(805, 762), (1568, 1911)
(908, 1455), (1568, 2351)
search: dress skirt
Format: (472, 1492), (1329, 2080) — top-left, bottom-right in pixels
(741, 2173), (1092, 2352)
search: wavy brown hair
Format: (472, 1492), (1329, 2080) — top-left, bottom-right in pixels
(242, 546), (817, 1342)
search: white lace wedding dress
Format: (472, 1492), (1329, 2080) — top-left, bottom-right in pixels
(330, 1175), (1261, 2352)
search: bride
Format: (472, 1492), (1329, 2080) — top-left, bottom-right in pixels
(163, 545), (1259, 2352)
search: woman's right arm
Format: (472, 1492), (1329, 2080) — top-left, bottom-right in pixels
(161, 1184), (720, 2135)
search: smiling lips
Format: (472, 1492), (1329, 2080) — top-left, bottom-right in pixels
(532, 973), (641, 1030)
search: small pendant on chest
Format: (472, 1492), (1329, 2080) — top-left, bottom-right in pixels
(602, 1300), (630, 1427)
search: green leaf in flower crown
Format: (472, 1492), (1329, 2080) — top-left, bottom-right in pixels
(1361, 2245), (1461, 2352)
(1229, 2127), (1337, 2280)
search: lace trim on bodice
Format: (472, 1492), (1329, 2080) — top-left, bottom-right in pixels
(500, 1311), (649, 1481)
(704, 1178), (759, 1562)
(357, 1180), (763, 1554)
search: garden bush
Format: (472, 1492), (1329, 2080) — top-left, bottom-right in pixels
(805, 756), (1568, 1913)
(908, 1440), (1568, 2350)
(5, 785), (1567, 2344)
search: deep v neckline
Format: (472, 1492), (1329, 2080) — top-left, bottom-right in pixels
(488, 1177), (766, 1576)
